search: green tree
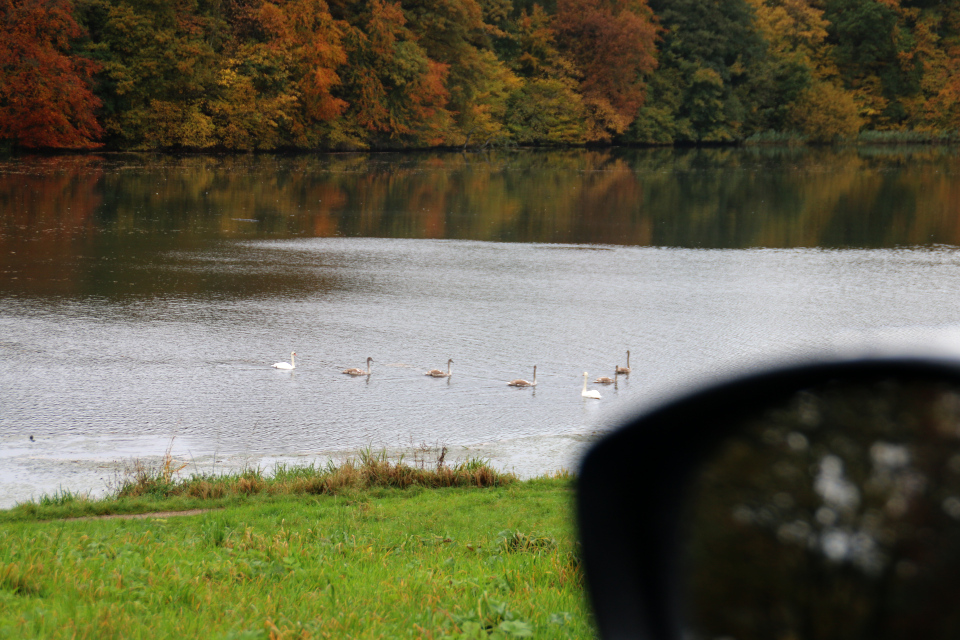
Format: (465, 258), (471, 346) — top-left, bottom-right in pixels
(504, 78), (586, 143)
(500, 5), (587, 144)
(399, 0), (520, 145)
(824, 0), (922, 127)
(75, 0), (223, 147)
(629, 0), (769, 143)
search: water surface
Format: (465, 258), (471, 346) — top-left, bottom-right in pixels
(3, 147), (960, 506)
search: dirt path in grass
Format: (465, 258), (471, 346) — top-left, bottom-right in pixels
(66, 509), (219, 521)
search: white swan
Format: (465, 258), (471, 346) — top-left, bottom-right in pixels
(426, 359), (453, 377)
(508, 365), (537, 387)
(582, 372), (601, 399)
(594, 370), (617, 384)
(343, 357), (373, 376)
(272, 351), (296, 370)
(616, 350), (631, 375)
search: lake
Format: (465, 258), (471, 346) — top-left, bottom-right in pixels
(4, 146), (960, 507)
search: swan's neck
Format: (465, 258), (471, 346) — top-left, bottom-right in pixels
(532, 367), (537, 384)
(447, 361), (452, 374)
(626, 351), (630, 367)
(582, 375), (588, 391)
(291, 353), (296, 367)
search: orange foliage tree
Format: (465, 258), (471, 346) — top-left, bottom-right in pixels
(0, 0), (103, 148)
(202, 0), (349, 149)
(249, 0), (349, 146)
(266, 0), (348, 122)
(909, 6), (960, 133)
(552, 0), (658, 139)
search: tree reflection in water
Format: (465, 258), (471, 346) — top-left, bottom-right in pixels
(686, 379), (960, 640)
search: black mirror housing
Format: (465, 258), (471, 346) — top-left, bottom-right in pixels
(578, 358), (960, 640)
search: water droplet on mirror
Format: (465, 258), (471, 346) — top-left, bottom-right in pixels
(942, 496), (960, 519)
(786, 432), (808, 450)
(870, 442), (910, 469)
(815, 507), (837, 526)
(773, 492), (794, 509)
(896, 560), (918, 579)
(821, 529), (850, 561)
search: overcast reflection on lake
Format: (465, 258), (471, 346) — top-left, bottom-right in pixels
(3, 147), (960, 507)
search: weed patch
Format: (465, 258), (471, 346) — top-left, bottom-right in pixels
(112, 448), (514, 502)
(495, 530), (557, 554)
(443, 594), (535, 638)
(9, 446), (518, 523)
(0, 562), (43, 597)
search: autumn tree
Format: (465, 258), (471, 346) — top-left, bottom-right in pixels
(210, 0), (348, 149)
(9, 0), (960, 149)
(910, 5), (960, 132)
(789, 80), (863, 141)
(744, 0), (861, 140)
(552, 0), (658, 140)
(269, 0), (348, 123)
(238, 0), (349, 147)
(399, 0), (520, 146)
(207, 39), (301, 149)
(0, 0), (103, 148)
(331, 0), (453, 147)
(74, 0), (350, 149)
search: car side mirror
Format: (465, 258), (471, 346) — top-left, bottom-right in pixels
(577, 358), (960, 640)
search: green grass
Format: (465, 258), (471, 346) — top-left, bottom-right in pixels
(0, 453), (592, 639)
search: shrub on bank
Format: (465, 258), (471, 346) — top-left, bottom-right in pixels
(116, 448), (513, 500)
(3, 446), (518, 522)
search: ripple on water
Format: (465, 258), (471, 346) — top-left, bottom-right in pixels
(5, 240), (960, 505)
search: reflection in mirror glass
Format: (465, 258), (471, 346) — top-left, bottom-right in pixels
(685, 379), (960, 640)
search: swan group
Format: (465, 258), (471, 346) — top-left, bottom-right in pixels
(270, 351), (632, 398)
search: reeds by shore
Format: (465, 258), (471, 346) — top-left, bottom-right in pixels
(4, 445), (519, 522)
(117, 447), (514, 501)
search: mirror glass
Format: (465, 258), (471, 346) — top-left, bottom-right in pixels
(684, 378), (960, 640)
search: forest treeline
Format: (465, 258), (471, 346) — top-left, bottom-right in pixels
(2, 0), (959, 150)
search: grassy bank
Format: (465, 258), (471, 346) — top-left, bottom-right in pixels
(0, 452), (592, 639)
